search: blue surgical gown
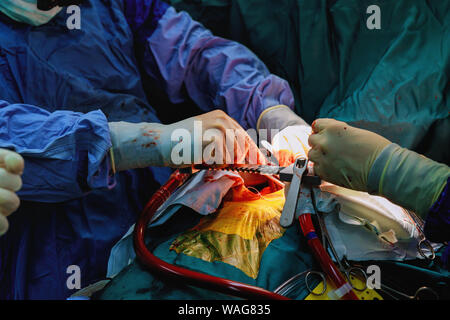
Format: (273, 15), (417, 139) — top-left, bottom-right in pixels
(0, 0), (294, 299)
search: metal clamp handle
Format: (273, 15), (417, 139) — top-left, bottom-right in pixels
(280, 158), (308, 227)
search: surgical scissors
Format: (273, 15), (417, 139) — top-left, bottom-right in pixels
(273, 263), (365, 297)
(274, 266), (440, 300)
(273, 269), (327, 297)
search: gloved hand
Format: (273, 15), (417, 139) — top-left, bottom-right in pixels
(308, 118), (450, 217)
(307, 118), (390, 191)
(0, 149), (24, 236)
(257, 105), (311, 166)
(271, 125), (312, 167)
(109, 110), (266, 171)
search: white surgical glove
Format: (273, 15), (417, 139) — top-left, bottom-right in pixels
(0, 149), (24, 236)
(271, 125), (312, 166)
(257, 105), (311, 166)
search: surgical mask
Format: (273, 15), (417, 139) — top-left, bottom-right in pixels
(0, 0), (62, 26)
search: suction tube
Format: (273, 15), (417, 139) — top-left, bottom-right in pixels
(298, 213), (359, 300)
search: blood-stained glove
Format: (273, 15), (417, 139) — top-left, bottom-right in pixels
(308, 118), (450, 217)
(0, 149), (24, 236)
(109, 110), (266, 171)
(257, 105), (311, 167)
(307, 118), (390, 191)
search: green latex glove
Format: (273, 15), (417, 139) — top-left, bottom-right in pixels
(308, 118), (391, 191)
(308, 118), (450, 217)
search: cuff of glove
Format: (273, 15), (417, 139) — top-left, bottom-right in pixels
(367, 143), (450, 217)
(257, 105), (308, 139)
(109, 122), (167, 171)
(109, 148), (117, 175)
(367, 143), (398, 195)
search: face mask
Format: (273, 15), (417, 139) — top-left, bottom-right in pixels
(37, 0), (84, 11)
(0, 0), (63, 26)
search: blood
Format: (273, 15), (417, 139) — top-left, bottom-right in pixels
(142, 130), (160, 137)
(204, 176), (216, 183)
(274, 149), (296, 167)
(142, 142), (156, 148)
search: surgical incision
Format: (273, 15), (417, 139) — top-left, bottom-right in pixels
(170, 182), (286, 279)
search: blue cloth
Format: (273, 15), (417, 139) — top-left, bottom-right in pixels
(0, 0), (293, 299)
(0, 101), (114, 202)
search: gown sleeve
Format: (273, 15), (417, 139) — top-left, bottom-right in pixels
(0, 100), (115, 202)
(123, 0), (294, 129)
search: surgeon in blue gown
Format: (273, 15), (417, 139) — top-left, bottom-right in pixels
(0, 0), (307, 299)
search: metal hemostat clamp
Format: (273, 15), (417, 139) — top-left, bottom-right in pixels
(280, 157), (311, 228)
